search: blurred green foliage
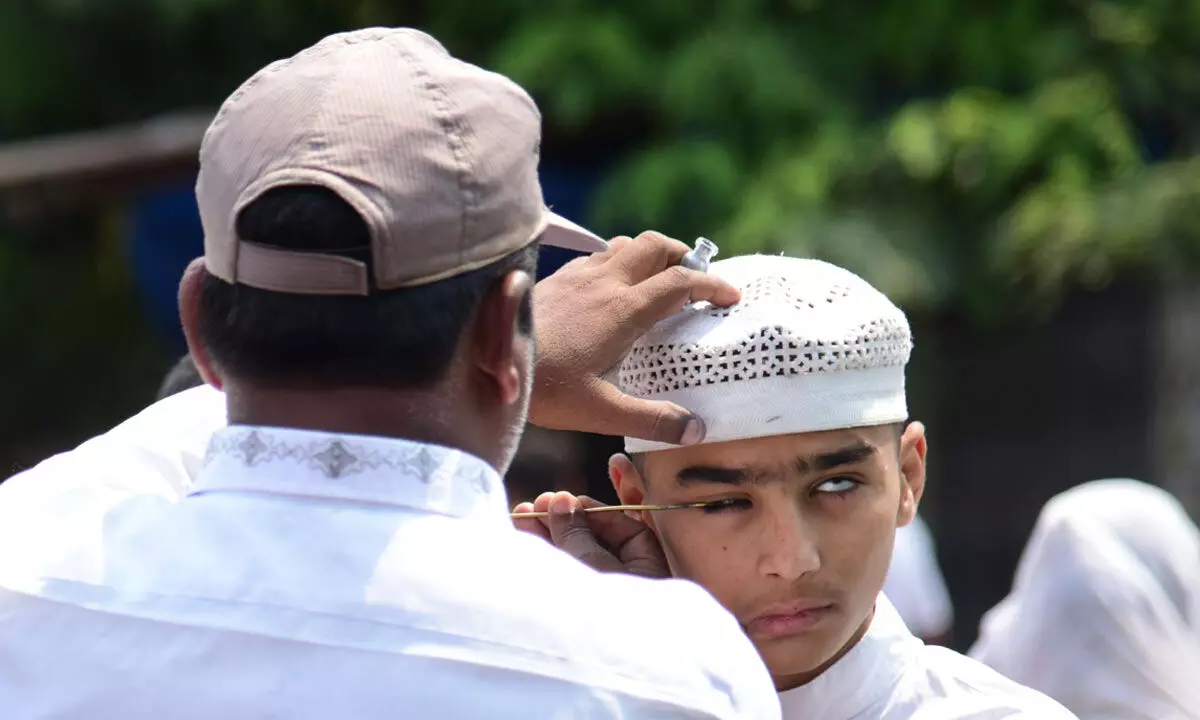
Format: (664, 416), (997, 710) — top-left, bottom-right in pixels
(3, 0), (1200, 323)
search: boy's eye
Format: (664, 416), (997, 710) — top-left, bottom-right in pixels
(815, 477), (859, 494)
(700, 498), (753, 514)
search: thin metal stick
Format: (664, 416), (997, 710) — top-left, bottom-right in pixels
(510, 502), (713, 520)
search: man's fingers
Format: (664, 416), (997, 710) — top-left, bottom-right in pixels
(630, 231), (692, 266)
(591, 235), (634, 263)
(546, 492), (623, 573)
(574, 496), (654, 549)
(576, 496), (670, 579)
(620, 530), (672, 579)
(608, 232), (692, 284)
(631, 265), (741, 326)
(531, 492), (556, 514)
(512, 501), (552, 542)
(576, 381), (707, 446)
(575, 496), (615, 511)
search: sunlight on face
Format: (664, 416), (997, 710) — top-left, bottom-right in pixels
(627, 425), (921, 688)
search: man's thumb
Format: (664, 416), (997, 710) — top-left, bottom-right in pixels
(583, 381), (707, 446)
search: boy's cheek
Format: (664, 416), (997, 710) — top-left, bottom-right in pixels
(659, 530), (744, 591)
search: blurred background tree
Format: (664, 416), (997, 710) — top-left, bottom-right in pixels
(4, 0), (1200, 322)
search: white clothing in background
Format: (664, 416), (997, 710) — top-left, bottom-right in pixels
(884, 514), (954, 638)
(970, 479), (1200, 720)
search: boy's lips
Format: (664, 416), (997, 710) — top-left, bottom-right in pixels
(744, 599), (836, 639)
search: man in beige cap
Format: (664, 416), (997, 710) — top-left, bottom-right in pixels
(0, 28), (780, 719)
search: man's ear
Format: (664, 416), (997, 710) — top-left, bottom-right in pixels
(472, 269), (534, 406)
(897, 421), (928, 527)
(178, 258), (223, 391)
(609, 453), (648, 522)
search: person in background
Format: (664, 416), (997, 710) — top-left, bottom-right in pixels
(0, 28), (780, 719)
(157, 353), (205, 401)
(517, 255), (1075, 718)
(884, 514), (954, 646)
(970, 479), (1200, 719)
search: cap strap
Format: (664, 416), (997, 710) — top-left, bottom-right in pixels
(235, 241), (370, 295)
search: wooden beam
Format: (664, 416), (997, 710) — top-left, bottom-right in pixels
(0, 112), (211, 192)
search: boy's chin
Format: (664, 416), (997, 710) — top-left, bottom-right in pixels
(754, 606), (875, 687)
(754, 635), (839, 683)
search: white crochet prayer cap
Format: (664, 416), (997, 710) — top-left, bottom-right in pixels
(620, 255), (912, 453)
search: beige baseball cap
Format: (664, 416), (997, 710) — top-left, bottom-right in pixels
(197, 27), (607, 296)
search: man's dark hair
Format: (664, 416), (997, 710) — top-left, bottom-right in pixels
(156, 353), (205, 401)
(197, 185), (538, 389)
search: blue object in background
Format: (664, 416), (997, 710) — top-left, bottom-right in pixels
(128, 182), (205, 354)
(537, 163), (604, 279)
(125, 163), (605, 351)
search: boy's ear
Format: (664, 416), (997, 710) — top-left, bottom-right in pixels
(609, 454), (647, 522)
(897, 421), (928, 527)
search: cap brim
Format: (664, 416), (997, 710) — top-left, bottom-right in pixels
(542, 211), (608, 253)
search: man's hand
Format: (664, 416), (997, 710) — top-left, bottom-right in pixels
(530, 232), (740, 446)
(513, 492), (670, 579)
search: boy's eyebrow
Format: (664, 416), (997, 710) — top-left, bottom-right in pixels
(675, 466), (752, 487)
(674, 441), (878, 487)
(796, 441), (878, 475)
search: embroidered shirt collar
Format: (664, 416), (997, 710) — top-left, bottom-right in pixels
(189, 425), (508, 523)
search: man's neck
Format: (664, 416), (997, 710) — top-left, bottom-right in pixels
(224, 381), (499, 469)
(773, 604), (876, 692)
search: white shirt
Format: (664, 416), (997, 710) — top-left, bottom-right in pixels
(779, 595), (1076, 719)
(970, 479), (1200, 720)
(0, 423), (781, 719)
(884, 515), (954, 638)
(0, 384), (225, 500)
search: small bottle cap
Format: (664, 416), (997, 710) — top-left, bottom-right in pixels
(680, 237), (719, 272)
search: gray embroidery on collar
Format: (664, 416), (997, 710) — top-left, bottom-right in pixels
(238, 431), (268, 465)
(205, 429), (495, 492)
(412, 446), (438, 484)
(313, 441), (357, 479)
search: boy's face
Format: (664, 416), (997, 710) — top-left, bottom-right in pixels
(611, 423), (926, 687)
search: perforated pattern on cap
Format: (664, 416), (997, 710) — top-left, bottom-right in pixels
(619, 255), (913, 452)
(620, 258), (911, 397)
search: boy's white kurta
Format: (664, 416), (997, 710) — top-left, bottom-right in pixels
(0, 391), (781, 719)
(780, 595), (1077, 718)
(970, 479), (1200, 720)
